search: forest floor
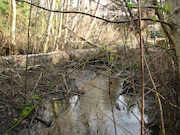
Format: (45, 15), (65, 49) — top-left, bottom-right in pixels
(0, 45), (179, 134)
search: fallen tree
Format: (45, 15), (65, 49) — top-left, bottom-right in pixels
(0, 45), (121, 68)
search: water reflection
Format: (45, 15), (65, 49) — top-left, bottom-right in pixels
(56, 74), (147, 135)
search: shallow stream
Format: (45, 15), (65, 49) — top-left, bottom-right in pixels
(19, 73), (148, 135)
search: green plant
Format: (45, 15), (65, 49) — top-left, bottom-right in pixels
(135, 63), (140, 68)
(101, 45), (113, 52)
(126, 1), (133, 8)
(12, 118), (19, 124)
(153, 15), (158, 21)
(32, 95), (40, 100)
(162, 44), (168, 49)
(20, 103), (34, 117)
(0, 1), (10, 15)
(163, 5), (169, 13)
(110, 56), (115, 62)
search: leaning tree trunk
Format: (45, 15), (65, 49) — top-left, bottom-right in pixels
(166, 0), (180, 78)
(152, 0), (180, 134)
(153, 0), (180, 134)
(166, 1), (180, 135)
(153, 0), (180, 78)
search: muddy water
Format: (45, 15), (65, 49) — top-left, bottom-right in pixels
(56, 74), (148, 135)
(19, 74), (148, 135)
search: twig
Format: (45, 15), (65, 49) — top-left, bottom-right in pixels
(24, 0), (33, 94)
(31, 72), (42, 94)
(108, 69), (117, 135)
(144, 57), (166, 135)
(61, 73), (69, 93)
(137, 0), (145, 134)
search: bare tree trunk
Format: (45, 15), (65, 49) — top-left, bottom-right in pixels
(64, 0), (70, 46)
(57, 8), (63, 49)
(11, 0), (16, 50)
(153, 0), (180, 134)
(53, 0), (63, 50)
(153, 0), (174, 48)
(84, 0), (98, 40)
(166, 1), (180, 135)
(44, 0), (56, 52)
(166, 0), (180, 78)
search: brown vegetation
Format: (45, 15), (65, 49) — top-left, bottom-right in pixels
(0, 29), (36, 55)
(0, 0), (180, 134)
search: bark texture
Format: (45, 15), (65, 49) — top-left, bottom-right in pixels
(167, 0), (180, 78)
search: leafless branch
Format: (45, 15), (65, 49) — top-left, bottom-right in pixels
(16, 0), (172, 27)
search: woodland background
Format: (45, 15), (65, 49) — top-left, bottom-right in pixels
(0, 0), (179, 135)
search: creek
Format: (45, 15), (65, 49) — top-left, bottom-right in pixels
(18, 73), (149, 135)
